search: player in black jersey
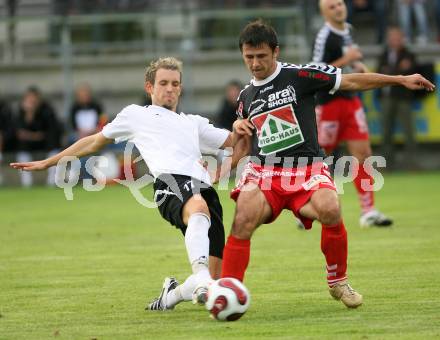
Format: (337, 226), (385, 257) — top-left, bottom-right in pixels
(313, 0), (392, 227)
(221, 20), (434, 308)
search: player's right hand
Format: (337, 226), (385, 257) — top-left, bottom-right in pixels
(402, 74), (435, 91)
(233, 119), (254, 136)
(10, 160), (48, 171)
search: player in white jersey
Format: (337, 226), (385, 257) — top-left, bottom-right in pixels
(10, 57), (245, 311)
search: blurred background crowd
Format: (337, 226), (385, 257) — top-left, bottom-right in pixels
(1, 0), (439, 186)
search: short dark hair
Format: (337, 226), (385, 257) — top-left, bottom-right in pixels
(26, 85), (41, 96)
(227, 79), (242, 89)
(239, 19), (278, 52)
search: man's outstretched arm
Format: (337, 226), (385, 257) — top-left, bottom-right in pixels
(10, 132), (113, 171)
(340, 73), (435, 92)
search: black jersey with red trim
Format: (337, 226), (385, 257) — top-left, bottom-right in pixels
(237, 61), (342, 166)
(312, 23), (356, 104)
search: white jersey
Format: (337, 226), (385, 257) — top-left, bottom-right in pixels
(102, 104), (229, 185)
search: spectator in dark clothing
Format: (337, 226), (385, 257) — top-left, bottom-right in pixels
(16, 86), (62, 186)
(216, 80), (242, 130)
(70, 83), (106, 141)
(377, 27), (418, 169)
(436, 0), (440, 42)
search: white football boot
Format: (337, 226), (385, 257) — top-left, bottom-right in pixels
(146, 277), (179, 311)
(360, 210), (393, 228)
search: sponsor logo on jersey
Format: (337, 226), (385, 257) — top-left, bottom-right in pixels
(298, 70), (330, 81)
(260, 84), (274, 94)
(237, 101), (243, 117)
(249, 99), (266, 115)
(250, 104), (304, 155)
(267, 85), (297, 108)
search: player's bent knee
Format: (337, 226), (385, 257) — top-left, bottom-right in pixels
(319, 210), (341, 225)
(192, 201), (210, 215)
(319, 203), (341, 225)
(231, 212), (256, 239)
(189, 195), (210, 211)
(182, 196), (210, 224)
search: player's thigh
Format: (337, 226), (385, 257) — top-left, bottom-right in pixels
(232, 183), (272, 235)
(182, 194), (210, 225)
(299, 187), (340, 225)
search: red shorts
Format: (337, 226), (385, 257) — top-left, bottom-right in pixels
(230, 162), (336, 229)
(316, 96), (369, 150)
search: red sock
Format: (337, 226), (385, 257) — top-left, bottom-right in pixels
(353, 163), (375, 214)
(321, 221), (348, 287)
(221, 235), (250, 282)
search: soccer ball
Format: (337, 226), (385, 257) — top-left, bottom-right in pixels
(205, 278), (250, 321)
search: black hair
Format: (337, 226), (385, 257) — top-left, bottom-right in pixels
(26, 85), (41, 96)
(227, 79), (243, 88)
(239, 19), (278, 52)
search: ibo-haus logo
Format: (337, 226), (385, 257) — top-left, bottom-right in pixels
(251, 104), (304, 155)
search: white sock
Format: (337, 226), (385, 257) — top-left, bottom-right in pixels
(166, 274), (197, 307)
(186, 213), (212, 284)
(166, 213), (213, 308)
(185, 213), (211, 268)
(166, 285), (183, 308)
(166, 270), (214, 308)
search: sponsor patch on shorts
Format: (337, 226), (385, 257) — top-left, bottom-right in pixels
(302, 174), (332, 191)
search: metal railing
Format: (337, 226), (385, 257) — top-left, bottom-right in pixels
(0, 6), (310, 63)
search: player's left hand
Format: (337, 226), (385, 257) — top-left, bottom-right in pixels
(402, 74), (436, 91)
(233, 119), (254, 136)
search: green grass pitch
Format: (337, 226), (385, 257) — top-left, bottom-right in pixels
(1, 172), (439, 339)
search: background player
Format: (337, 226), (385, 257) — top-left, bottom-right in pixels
(312, 0), (392, 227)
(221, 20), (434, 308)
(10, 57), (243, 311)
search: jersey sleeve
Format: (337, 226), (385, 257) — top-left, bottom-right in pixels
(312, 33), (340, 65)
(312, 29), (328, 63)
(190, 115), (229, 154)
(236, 86), (248, 119)
(296, 63), (342, 95)
(101, 105), (134, 143)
